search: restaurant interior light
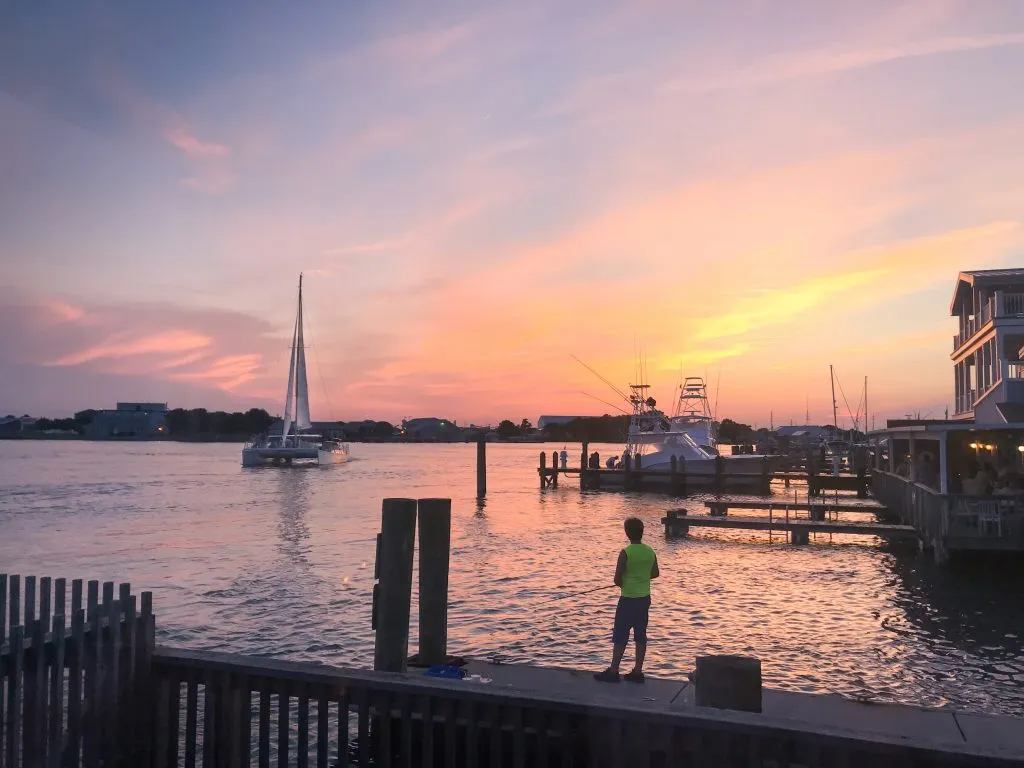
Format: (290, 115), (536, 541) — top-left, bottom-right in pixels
(1018, 445), (1024, 453)
(970, 442), (978, 449)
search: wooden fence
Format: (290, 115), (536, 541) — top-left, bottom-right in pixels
(0, 574), (154, 768)
(150, 647), (1019, 768)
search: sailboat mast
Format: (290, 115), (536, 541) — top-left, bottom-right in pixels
(830, 365), (838, 433)
(864, 376), (868, 437)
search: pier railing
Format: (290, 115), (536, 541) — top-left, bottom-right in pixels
(871, 471), (1024, 550)
(149, 646), (1017, 768)
(0, 574), (155, 768)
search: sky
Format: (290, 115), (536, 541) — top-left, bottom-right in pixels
(2, 0), (1024, 428)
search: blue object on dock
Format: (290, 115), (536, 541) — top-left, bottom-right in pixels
(425, 665), (466, 679)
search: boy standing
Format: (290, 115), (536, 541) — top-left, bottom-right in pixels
(595, 517), (659, 683)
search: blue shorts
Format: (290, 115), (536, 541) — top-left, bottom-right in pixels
(612, 595), (651, 644)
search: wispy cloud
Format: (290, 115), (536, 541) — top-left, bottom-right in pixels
(48, 330), (213, 367)
(665, 32), (1024, 93)
(165, 127), (229, 158)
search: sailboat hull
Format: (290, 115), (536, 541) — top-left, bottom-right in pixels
(318, 445), (350, 465)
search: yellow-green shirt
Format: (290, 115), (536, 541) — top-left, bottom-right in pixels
(621, 542), (655, 598)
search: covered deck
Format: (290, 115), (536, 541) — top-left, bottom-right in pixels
(867, 421), (1024, 561)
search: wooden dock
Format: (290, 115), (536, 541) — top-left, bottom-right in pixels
(704, 499), (890, 517)
(538, 449), (869, 497)
(663, 504), (915, 544)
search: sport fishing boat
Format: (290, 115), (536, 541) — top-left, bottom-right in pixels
(618, 385), (769, 482)
(241, 275), (350, 467)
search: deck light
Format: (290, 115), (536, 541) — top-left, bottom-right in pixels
(970, 442), (979, 449)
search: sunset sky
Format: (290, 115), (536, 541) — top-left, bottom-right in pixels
(3, 0), (1024, 427)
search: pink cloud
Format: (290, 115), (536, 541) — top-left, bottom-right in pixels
(47, 330), (213, 366)
(165, 127), (229, 158)
(664, 32), (1024, 94)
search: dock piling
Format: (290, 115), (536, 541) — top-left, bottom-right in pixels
(373, 498), (417, 673)
(476, 439), (486, 497)
(417, 498), (451, 666)
(539, 452), (548, 489)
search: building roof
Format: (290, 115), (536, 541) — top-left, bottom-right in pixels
(950, 268), (1024, 314)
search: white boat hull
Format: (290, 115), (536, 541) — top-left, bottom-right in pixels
(318, 445), (350, 465)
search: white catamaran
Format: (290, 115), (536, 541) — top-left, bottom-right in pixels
(241, 274), (350, 467)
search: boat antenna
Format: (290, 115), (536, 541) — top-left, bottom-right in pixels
(570, 355), (631, 403)
(580, 391), (630, 415)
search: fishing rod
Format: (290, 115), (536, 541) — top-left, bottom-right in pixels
(570, 354), (632, 404)
(532, 583), (617, 608)
(580, 391), (630, 415)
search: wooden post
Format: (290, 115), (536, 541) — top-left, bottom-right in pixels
(760, 456), (770, 496)
(539, 452), (547, 489)
(714, 455), (724, 493)
(670, 456), (679, 496)
(856, 466), (867, 499)
(417, 498), (451, 666)
(678, 455), (687, 495)
(551, 451), (559, 488)
(374, 498), (417, 673)
(624, 453), (633, 491)
(665, 509), (688, 537)
(634, 453), (642, 492)
(476, 439), (486, 497)
(694, 655), (762, 713)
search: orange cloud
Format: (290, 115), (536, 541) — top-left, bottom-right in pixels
(43, 299), (85, 324)
(170, 353), (263, 392)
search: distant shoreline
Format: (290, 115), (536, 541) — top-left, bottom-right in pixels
(0, 434), (556, 445)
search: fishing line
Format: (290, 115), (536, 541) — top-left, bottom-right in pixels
(531, 584), (617, 608)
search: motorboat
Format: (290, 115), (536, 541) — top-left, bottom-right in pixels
(619, 385), (771, 481)
(241, 275), (350, 467)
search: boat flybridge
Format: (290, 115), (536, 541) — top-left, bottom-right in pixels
(241, 275), (350, 467)
(670, 376), (717, 453)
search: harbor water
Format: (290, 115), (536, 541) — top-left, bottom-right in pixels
(1, 440), (1023, 715)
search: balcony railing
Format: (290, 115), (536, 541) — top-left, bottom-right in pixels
(953, 292), (1024, 351)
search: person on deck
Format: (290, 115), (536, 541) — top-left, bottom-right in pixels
(560, 447), (569, 469)
(595, 517), (659, 684)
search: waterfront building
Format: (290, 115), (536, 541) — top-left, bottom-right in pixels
(951, 268), (1024, 421)
(84, 402), (168, 439)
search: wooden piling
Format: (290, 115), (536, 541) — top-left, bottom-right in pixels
(417, 498), (452, 666)
(714, 455), (724, 493)
(551, 451), (559, 487)
(539, 452), (547, 489)
(760, 457), (770, 496)
(623, 454), (633, 491)
(477, 439), (487, 497)
(634, 453), (642, 491)
(373, 498), (418, 673)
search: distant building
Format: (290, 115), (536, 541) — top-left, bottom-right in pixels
(537, 415), (589, 430)
(0, 415), (37, 437)
(85, 402), (168, 439)
(401, 417), (462, 441)
(951, 269), (1024, 422)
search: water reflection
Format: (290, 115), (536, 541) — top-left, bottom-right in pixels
(274, 469), (312, 565)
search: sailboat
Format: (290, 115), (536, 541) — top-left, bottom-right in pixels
(241, 274), (350, 467)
